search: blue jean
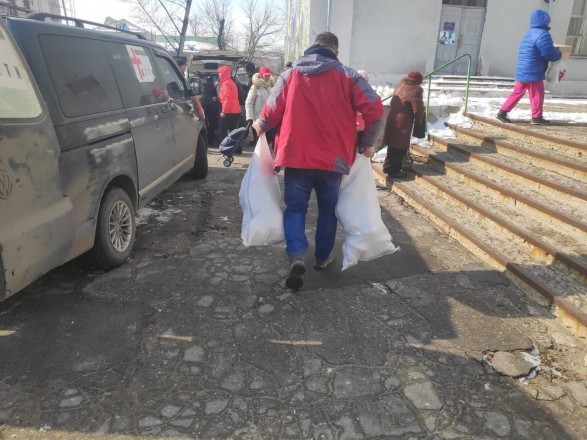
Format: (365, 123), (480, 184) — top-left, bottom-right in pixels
(283, 168), (343, 260)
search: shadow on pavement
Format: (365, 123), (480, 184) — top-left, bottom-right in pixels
(0, 162), (583, 439)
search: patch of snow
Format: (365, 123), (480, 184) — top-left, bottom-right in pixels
(137, 206), (183, 226)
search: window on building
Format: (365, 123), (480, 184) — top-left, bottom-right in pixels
(442, 0), (487, 6)
(566, 0), (587, 56)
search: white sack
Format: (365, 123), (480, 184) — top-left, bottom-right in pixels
(239, 135), (284, 246)
(545, 60), (567, 92)
(337, 154), (399, 270)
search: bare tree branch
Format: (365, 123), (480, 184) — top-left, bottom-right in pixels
(195, 0), (236, 51)
(240, 0), (284, 62)
(122, 0), (193, 55)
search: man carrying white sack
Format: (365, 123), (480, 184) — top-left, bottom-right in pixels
(253, 32), (384, 290)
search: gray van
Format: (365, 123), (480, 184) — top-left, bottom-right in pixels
(0, 14), (208, 300)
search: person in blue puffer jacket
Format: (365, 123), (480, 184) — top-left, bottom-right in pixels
(497, 9), (561, 125)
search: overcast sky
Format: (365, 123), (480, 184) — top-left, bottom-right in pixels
(73, 0), (134, 24)
(72, 0), (248, 30)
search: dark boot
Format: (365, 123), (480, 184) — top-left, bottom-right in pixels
(531, 117), (550, 125)
(496, 110), (511, 123)
(285, 256), (306, 290)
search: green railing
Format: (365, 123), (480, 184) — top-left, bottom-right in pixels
(424, 53), (472, 124)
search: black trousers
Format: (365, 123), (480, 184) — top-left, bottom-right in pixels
(219, 113), (240, 143)
(383, 148), (407, 174)
(203, 105), (220, 145)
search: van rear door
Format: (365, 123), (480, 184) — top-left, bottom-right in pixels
(0, 21), (75, 299)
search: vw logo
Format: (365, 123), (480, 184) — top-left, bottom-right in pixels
(0, 171), (12, 199)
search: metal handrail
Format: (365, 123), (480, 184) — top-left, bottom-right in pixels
(424, 53), (472, 124)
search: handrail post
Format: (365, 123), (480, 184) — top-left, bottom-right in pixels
(464, 54), (471, 114)
(423, 53), (472, 130)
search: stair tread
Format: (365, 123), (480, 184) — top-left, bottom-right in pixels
(458, 129), (587, 169)
(394, 175), (587, 313)
(434, 137), (587, 196)
(467, 113), (587, 154)
(412, 161), (587, 258)
(418, 144), (587, 222)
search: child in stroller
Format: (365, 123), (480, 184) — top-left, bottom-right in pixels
(218, 121), (252, 167)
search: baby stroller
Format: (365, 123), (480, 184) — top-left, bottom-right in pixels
(218, 121), (252, 167)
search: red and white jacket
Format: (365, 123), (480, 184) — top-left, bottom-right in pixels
(259, 45), (384, 174)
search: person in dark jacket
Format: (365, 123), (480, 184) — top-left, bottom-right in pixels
(497, 9), (561, 125)
(253, 32), (384, 290)
(200, 75), (220, 145)
(382, 71), (425, 179)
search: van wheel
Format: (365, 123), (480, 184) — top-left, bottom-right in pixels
(91, 187), (135, 267)
(193, 135), (208, 179)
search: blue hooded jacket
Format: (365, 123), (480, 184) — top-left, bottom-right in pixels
(516, 9), (561, 82)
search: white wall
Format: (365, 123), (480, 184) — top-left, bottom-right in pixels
(480, 0), (571, 78)
(286, 0), (587, 96)
(343, 0), (441, 77)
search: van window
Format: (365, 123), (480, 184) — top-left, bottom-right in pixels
(153, 55), (186, 101)
(0, 27), (42, 119)
(108, 43), (166, 108)
(40, 35), (123, 118)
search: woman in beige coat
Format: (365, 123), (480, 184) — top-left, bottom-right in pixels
(245, 66), (275, 146)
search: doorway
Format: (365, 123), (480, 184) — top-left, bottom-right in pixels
(434, 1), (487, 75)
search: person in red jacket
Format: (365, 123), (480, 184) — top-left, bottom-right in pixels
(217, 65), (241, 148)
(253, 32), (384, 290)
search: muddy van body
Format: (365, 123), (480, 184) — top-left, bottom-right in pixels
(0, 14), (208, 300)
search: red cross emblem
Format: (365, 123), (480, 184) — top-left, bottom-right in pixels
(129, 48), (143, 80)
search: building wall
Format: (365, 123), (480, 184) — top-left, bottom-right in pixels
(0, 0), (61, 16)
(285, 0), (587, 96)
(285, 0), (313, 64)
(343, 0), (442, 80)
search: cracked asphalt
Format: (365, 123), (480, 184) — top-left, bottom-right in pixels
(1, 148), (587, 440)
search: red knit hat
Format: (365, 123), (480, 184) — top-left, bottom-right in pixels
(407, 71), (424, 84)
(259, 66), (271, 77)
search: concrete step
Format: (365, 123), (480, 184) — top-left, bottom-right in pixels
(446, 124), (587, 182)
(427, 76), (516, 99)
(411, 144), (587, 241)
(373, 117), (587, 337)
(465, 113), (587, 158)
(407, 159), (587, 284)
(428, 135), (587, 207)
(374, 164), (587, 337)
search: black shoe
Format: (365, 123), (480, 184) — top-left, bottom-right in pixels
(531, 117), (550, 125)
(496, 110), (511, 123)
(387, 171), (407, 179)
(285, 257), (306, 290)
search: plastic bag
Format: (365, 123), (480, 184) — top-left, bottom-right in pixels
(545, 60), (566, 92)
(239, 135), (285, 246)
(336, 154), (399, 270)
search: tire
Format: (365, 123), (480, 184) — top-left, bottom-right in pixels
(90, 187), (135, 268)
(193, 135), (208, 179)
